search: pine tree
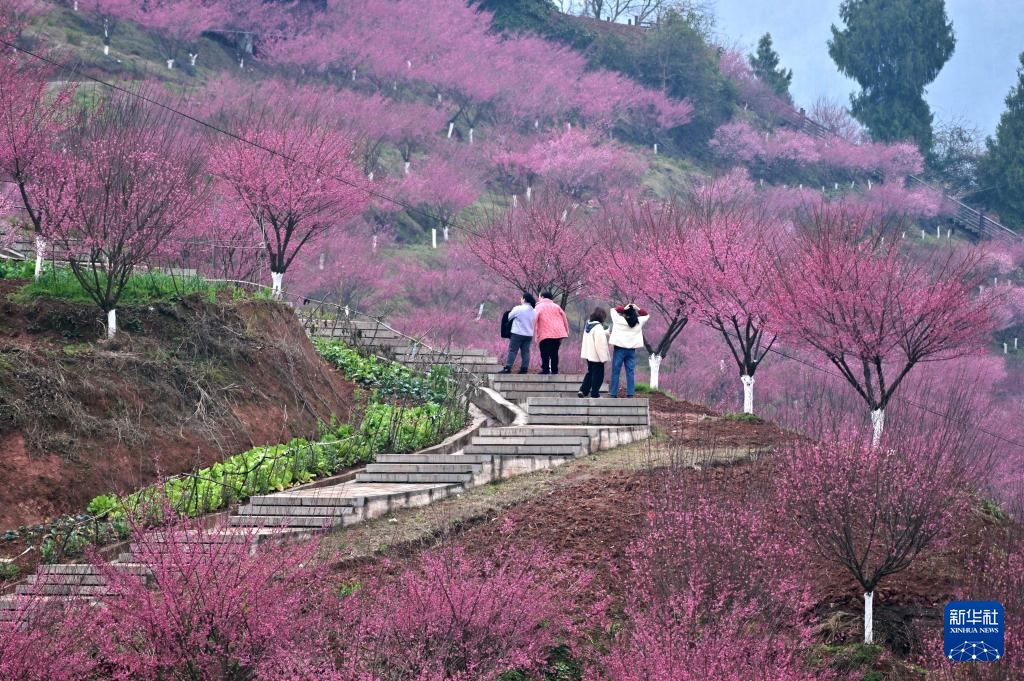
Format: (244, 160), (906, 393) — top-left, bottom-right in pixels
(828, 0), (955, 152)
(979, 52), (1024, 229)
(749, 33), (793, 103)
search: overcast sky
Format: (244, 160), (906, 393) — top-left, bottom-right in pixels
(710, 0), (1024, 136)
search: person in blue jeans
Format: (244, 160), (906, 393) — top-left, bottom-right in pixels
(500, 292), (537, 374)
(607, 304), (650, 398)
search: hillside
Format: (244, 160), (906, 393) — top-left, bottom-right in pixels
(0, 282), (356, 528)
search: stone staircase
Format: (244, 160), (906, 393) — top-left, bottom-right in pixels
(489, 372), (606, 402)
(1, 327), (649, 620)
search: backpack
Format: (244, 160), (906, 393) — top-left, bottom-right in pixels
(500, 309), (513, 339)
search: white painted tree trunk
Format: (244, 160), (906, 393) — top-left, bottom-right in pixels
(103, 44), (109, 56)
(351, 69), (356, 81)
(512, 194), (518, 207)
(648, 353), (662, 390)
(239, 57), (244, 69)
(404, 161), (410, 175)
(372, 235), (378, 252)
(367, 171), (374, 181)
(271, 271), (284, 298)
(166, 59), (174, 69)
(871, 409), (885, 447)
(189, 53), (198, 66)
(526, 186), (532, 201)
(653, 143), (658, 154)
(33, 235), (45, 280)
(431, 229), (437, 249)
(468, 127), (474, 144)
(741, 374), (755, 414)
(476, 302), (484, 320)
(318, 252), (325, 271)
(864, 591), (874, 644)
(73, 0), (78, 10)
(107, 309), (117, 339)
(447, 122), (455, 139)
(442, 226), (449, 241)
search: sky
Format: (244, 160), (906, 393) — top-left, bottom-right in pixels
(710, 0), (1024, 137)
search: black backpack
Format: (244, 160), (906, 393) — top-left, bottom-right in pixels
(500, 309), (513, 339)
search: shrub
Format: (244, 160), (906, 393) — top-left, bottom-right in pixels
(337, 544), (578, 680)
(90, 519), (338, 679)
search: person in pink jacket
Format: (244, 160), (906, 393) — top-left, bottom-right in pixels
(533, 291), (570, 375)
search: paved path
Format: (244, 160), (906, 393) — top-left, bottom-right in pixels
(1, 319), (649, 617)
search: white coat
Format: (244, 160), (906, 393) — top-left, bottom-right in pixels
(580, 321), (610, 363)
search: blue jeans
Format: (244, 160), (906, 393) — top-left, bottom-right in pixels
(609, 347), (636, 398)
(505, 333), (532, 372)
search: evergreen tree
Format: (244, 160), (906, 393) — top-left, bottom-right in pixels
(749, 33), (792, 103)
(828, 0), (955, 152)
(979, 52), (1024, 229)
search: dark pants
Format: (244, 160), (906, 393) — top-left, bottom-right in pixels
(505, 333), (532, 372)
(538, 338), (562, 374)
(579, 361), (605, 397)
(610, 346), (636, 397)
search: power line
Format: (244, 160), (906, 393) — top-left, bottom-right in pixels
(0, 38), (481, 237)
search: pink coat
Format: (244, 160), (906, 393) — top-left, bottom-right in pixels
(533, 298), (570, 343)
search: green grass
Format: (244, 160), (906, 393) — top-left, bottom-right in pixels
(721, 411), (763, 423)
(12, 267), (267, 306)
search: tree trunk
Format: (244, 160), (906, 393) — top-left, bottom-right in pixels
(741, 374), (755, 414)
(864, 591), (874, 644)
(107, 309), (117, 339)
(431, 229), (437, 249)
(648, 353), (662, 390)
(271, 271), (284, 298)
(166, 59), (174, 69)
(33, 235), (45, 280)
(871, 409), (885, 447)
(468, 127), (474, 144)
(189, 53), (198, 66)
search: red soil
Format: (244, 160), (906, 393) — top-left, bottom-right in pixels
(0, 288), (356, 530)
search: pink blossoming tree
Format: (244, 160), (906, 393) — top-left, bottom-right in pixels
(0, 48), (75, 279)
(774, 206), (995, 444)
(44, 91), (209, 338)
(210, 106), (368, 298)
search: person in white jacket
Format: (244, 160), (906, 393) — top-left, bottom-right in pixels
(578, 307), (610, 397)
(608, 304), (650, 398)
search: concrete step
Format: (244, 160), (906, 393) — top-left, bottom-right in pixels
(491, 374), (585, 384)
(365, 462), (485, 474)
(527, 405), (647, 416)
(236, 504), (355, 517)
(375, 453), (495, 465)
(16, 583), (115, 596)
(526, 397), (649, 406)
(463, 444), (583, 456)
(469, 435), (590, 446)
(229, 515), (342, 528)
(248, 494), (363, 508)
(354, 471), (473, 484)
(527, 415), (648, 426)
(478, 426), (598, 437)
(26, 574), (108, 586)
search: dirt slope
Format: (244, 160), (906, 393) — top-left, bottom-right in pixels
(0, 284), (355, 529)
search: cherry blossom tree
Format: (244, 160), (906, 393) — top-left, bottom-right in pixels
(774, 206), (996, 444)
(291, 218), (388, 311)
(210, 106), (368, 298)
(398, 155), (480, 242)
(0, 47), (76, 279)
(464, 191), (598, 306)
(782, 422), (975, 645)
(683, 182), (781, 413)
(43, 91), (209, 338)
(596, 199), (691, 389)
(493, 128), (647, 199)
(127, 0), (229, 69)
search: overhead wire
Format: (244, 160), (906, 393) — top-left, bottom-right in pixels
(4, 35), (1024, 450)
